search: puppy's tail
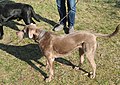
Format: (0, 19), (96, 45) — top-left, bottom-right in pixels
(31, 8), (40, 22)
(95, 24), (119, 38)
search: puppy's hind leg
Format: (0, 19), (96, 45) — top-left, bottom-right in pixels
(86, 44), (97, 79)
(79, 42), (87, 66)
(79, 48), (85, 66)
(86, 53), (96, 79)
(74, 43), (86, 70)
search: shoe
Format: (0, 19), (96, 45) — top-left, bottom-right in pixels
(53, 24), (64, 31)
(69, 26), (74, 34)
(64, 27), (69, 34)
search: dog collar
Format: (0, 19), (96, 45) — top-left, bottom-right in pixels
(37, 30), (46, 42)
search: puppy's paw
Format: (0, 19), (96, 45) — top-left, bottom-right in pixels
(89, 72), (95, 79)
(84, 73), (89, 76)
(16, 31), (24, 41)
(84, 72), (95, 79)
(74, 66), (79, 70)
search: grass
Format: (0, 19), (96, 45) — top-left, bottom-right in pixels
(0, 0), (120, 85)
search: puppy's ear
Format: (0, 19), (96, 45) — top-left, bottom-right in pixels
(28, 29), (35, 39)
(28, 32), (33, 39)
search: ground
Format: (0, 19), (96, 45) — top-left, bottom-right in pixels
(0, 0), (120, 85)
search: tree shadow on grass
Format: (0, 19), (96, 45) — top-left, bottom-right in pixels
(0, 43), (47, 79)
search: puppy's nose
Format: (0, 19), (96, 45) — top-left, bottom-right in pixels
(16, 32), (19, 35)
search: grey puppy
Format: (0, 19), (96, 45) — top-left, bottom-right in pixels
(17, 23), (119, 82)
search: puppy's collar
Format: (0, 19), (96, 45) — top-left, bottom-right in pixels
(39, 30), (46, 38)
(37, 30), (46, 42)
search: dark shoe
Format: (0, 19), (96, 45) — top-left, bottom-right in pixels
(64, 27), (69, 34)
(53, 24), (64, 31)
(69, 26), (74, 34)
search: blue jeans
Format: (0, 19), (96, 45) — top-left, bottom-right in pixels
(56, 0), (76, 27)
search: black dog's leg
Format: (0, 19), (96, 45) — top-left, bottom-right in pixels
(23, 18), (31, 25)
(0, 25), (3, 39)
(30, 18), (35, 24)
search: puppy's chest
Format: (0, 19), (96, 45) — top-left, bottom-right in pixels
(38, 35), (52, 52)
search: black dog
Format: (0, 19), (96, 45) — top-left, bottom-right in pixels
(0, 3), (40, 39)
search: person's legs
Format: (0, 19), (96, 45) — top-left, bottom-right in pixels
(67, 0), (76, 33)
(56, 0), (66, 25)
(54, 0), (66, 31)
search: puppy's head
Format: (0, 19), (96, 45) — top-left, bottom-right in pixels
(16, 23), (37, 40)
(24, 23), (37, 39)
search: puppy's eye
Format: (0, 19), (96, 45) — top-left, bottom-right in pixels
(33, 34), (36, 38)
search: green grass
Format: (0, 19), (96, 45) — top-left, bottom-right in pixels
(0, 0), (120, 85)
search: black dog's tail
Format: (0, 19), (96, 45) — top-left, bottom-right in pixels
(31, 7), (40, 22)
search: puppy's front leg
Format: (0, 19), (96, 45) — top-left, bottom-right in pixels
(46, 57), (55, 82)
(46, 60), (49, 70)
